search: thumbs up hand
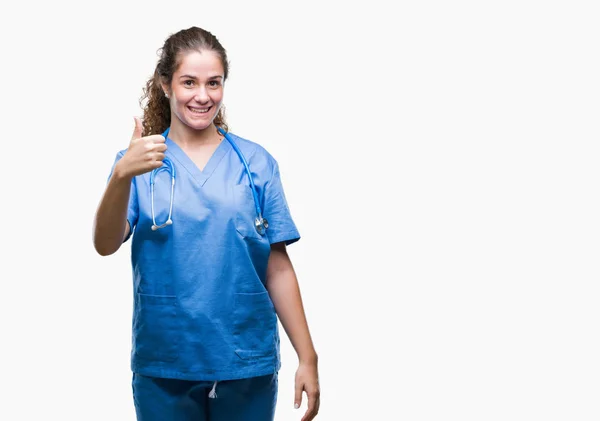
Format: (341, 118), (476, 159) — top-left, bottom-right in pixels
(116, 117), (167, 178)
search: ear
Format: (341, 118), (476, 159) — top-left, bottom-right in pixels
(160, 79), (171, 98)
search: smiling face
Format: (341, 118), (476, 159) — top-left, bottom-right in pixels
(163, 49), (225, 133)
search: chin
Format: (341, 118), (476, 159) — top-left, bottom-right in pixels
(178, 114), (213, 130)
(187, 121), (214, 131)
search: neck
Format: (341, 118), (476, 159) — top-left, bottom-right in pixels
(168, 121), (222, 148)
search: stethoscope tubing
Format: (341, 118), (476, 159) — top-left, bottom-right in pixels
(149, 126), (267, 234)
(216, 126), (264, 222)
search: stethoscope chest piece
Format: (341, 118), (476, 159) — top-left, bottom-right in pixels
(150, 126), (269, 237)
(255, 217), (269, 235)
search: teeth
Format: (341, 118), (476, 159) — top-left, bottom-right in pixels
(190, 107), (210, 113)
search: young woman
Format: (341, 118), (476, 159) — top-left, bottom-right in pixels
(93, 26), (320, 421)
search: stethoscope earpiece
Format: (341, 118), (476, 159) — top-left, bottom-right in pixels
(151, 219), (172, 231)
(150, 155), (175, 232)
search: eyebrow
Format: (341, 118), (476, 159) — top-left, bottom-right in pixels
(179, 75), (223, 80)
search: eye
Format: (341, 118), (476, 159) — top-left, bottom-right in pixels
(183, 80), (195, 87)
(209, 80), (221, 87)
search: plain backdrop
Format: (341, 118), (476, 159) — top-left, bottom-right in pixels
(1, 1), (599, 420)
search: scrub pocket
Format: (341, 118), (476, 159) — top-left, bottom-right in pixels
(233, 291), (277, 359)
(133, 293), (179, 362)
(232, 184), (264, 240)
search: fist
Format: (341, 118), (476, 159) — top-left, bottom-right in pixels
(118, 116), (167, 178)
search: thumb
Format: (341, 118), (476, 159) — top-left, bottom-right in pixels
(131, 116), (143, 140)
(294, 381), (303, 409)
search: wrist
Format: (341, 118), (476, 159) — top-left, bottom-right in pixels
(299, 352), (318, 366)
(113, 160), (133, 182)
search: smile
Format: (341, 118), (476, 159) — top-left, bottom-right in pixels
(188, 106), (211, 114)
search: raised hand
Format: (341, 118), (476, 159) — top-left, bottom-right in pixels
(116, 116), (167, 178)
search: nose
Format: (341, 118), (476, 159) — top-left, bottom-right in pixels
(194, 85), (210, 104)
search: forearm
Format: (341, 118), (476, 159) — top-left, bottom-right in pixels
(93, 165), (133, 256)
(266, 247), (317, 364)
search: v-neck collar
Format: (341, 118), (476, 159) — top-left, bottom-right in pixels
(163, 128), (231, 187)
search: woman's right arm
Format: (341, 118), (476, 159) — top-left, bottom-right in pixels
(93, 164), (134, 256)
(93, 117), (167, 256)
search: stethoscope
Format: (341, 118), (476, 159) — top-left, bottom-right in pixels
(150, 126), (269, 236)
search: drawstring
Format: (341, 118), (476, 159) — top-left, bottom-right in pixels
(208, 381), (218, 399)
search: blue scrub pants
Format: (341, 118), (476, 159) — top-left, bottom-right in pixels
(132, 372), (278, 421)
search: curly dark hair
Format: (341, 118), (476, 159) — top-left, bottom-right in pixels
(139, 26), (230, 136)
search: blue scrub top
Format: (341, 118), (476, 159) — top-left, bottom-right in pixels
(108, 130), (300, 381)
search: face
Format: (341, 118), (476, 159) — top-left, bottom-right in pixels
(164, 49), (225, 132)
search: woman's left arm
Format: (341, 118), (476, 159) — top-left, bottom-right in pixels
(266, 242), (320, 421)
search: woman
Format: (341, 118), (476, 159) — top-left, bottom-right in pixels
(93, 26), (320, 421)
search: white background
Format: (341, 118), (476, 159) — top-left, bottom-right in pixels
(1, 1), (599, 420)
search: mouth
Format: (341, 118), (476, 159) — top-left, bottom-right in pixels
(188, 105), (212, 115)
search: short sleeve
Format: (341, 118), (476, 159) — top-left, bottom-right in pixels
(107, 151), (139, 242)
(262, 160), (300, 246)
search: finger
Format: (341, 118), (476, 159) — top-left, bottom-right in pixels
(132, 116), (143, 140)
(151, 160), (165, 169)
(301, 391), (318, 421)
(294, 382), (303, 410)
(153, 143), (168, 153)
(149, 135), (166, 144)
(154, 152), (166, 162)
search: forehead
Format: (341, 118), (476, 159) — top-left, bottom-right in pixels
(174, 50), (224, 78)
